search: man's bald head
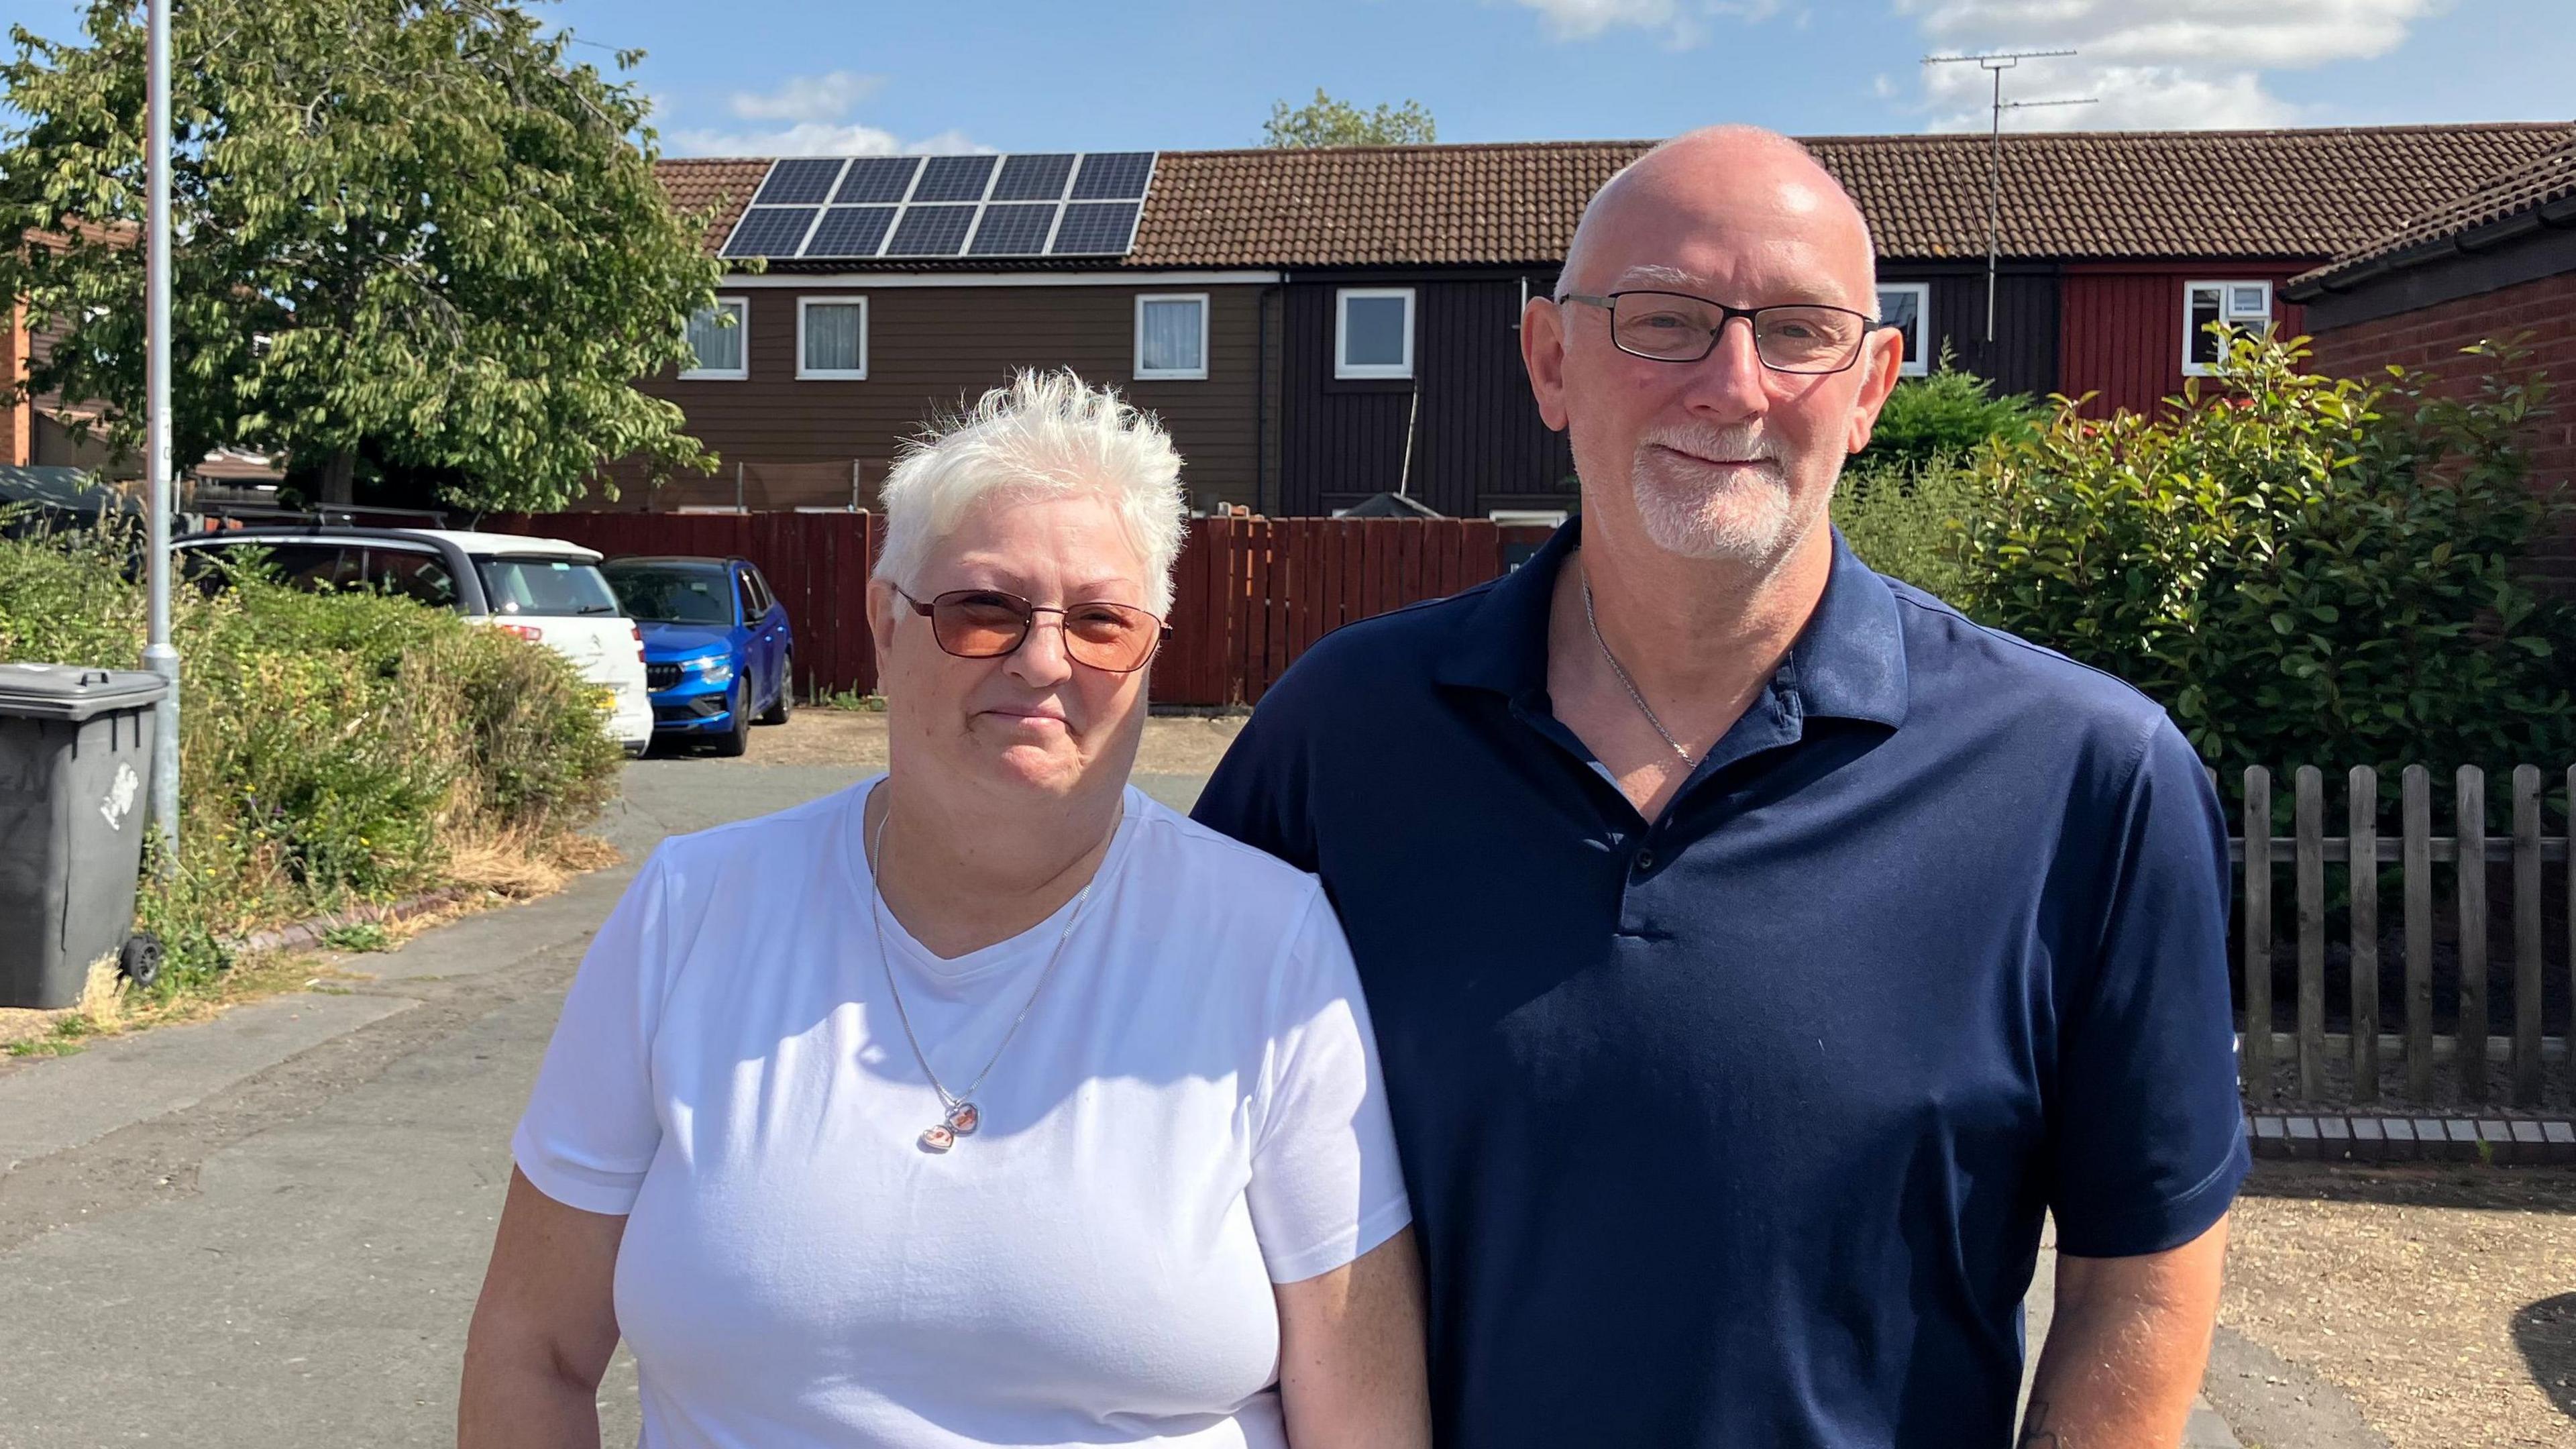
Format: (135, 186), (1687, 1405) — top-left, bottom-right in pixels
(1561, 125), (1878, 311)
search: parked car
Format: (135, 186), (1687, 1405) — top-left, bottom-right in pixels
(598, 555), (794, 758)
(171, 525), (655, 755)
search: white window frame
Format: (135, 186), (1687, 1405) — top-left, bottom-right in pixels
(1335, 287), (1415, 380)
(680, 296), (749, 380)
(795, 296), (869, 380)
(1489, 508), (1568, 527)
(2181, 280), (2273, 376)
(1876, 282), (1931, 377)
(1132, 292), (1210, 381)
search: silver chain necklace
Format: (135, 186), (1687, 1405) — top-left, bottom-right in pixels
(865, 792), (1111, 1154)
(1581, 570), (1696, 768)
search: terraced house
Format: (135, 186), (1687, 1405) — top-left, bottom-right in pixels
(604, 121), (2576, 520)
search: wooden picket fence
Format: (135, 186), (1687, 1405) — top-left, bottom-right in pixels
(2231, 763), (2573, 1109)
(484, 511), (1555, 706)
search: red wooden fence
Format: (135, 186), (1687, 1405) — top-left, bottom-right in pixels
(483, 513), (1557, 706)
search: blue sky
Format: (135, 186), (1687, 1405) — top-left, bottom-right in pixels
(7, 0), (2571, 152)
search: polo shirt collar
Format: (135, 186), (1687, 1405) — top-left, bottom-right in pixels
(1432, 517), (1911, 731)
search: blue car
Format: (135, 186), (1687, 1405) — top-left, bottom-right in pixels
(600, 555), (794, 757)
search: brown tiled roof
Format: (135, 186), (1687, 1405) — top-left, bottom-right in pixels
(656, 121), (2576, 270)
(2292, 133), (2576, 288)
(654, 156), (772, 254)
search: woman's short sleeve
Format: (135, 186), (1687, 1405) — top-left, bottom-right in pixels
(510, 847), (674, 1216)
(1246, 888), (1413, 1283)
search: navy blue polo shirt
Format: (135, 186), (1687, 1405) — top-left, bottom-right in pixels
(1193, 522), (2248, 1448)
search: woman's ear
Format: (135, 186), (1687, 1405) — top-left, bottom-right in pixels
(867, 578), (898, 669)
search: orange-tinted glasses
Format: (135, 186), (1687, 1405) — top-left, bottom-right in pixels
(894, 587), (1169, 674)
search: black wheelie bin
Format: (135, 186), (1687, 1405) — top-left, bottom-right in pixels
(0, 663), (169, 1008)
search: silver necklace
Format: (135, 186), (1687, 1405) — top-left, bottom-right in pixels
(1581, 570), (1696, 768)
(865, 793), (1110, 1154)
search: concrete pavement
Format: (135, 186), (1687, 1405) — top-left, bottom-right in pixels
(0, 756), (2298, 1447)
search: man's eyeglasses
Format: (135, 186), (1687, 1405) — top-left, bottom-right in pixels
(894, 587), (1169, 674)
(1556, 291), (1881, 374)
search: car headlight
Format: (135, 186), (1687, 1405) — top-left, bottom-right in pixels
(684, 656), (734, 685)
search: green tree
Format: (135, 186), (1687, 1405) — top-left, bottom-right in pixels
(1260, 89), (1436, 148)
(0, 0), (728, 511)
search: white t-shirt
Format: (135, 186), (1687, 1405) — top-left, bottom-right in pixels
(513, 777), (1411, 1449)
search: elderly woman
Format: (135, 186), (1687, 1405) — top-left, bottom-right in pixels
(458, 370), (1428, 1448)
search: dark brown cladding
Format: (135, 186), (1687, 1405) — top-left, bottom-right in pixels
(595, 280), (1275, 513)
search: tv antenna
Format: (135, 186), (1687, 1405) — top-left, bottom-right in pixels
(1921, 49), (2098, 345)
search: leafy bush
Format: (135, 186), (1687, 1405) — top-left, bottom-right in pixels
(0, 519), (620, 981)
(1833, 452), (1980, 602)
(1955, 332), (2576, 775)
(1858, 353), (2045, 470)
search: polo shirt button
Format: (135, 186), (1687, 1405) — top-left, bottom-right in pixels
(1634, 848), (1656, 873)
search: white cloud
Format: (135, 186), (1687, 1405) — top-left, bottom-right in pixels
(727, 70), (882, 123)
(663, 70), (986, 158)
(1504, 0), (1789, 48)
(1896, 0), (2453, 131)
(663, 122), (994, 158)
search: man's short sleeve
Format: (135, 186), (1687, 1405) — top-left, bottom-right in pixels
(2049, 717), (2251, 1257)
(1245, 887), (1412, 1283)
(510, 847), (674, 1216)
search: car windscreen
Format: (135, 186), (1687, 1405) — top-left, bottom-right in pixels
(604, 564), (733, 626)
(474, 555), (623, 617)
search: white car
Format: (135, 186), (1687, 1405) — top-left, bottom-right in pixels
(173, 525), (655, 755)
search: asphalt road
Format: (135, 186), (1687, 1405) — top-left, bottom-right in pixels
(0, 756), (2284, 1448)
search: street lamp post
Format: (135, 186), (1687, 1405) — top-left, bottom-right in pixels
(142, 0), (180, 875)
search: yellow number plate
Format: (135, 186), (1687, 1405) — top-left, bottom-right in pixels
(590, 688), (619, 712)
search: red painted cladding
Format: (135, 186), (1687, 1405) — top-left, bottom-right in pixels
(2055, 262), (2318, 417)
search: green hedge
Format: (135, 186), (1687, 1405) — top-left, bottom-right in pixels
(0, 521), (621, 982)
(1951, 335), (2576, 775)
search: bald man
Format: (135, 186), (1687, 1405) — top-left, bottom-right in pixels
(1195, 126), (2246, 1447)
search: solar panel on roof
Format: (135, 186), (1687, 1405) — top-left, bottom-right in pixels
(991, 154), (1076, 202)
(833, 156), (921, 205)
(754, 158), (844, 205)
(724, 152), (1155, 262)
(885, 204), (977, 256)
(1048, 201), (1139, 255)
(723, 205), (820, 258)
(913, 155), (998, 203)
(1069, 152), (1153, 201)
(803, 205), (897, 258)
(968, 204), (1060, 256)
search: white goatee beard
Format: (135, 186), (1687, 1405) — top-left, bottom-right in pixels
(1618, 425), (1830, 564)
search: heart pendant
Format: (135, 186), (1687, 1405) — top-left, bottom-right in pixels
(946, 1102), (980, 1135)
(918, 1124), (956, 1153)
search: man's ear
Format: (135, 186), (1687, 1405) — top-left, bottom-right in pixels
(1843, 329), (1907, 455)
(1521, 294), (1572, 431)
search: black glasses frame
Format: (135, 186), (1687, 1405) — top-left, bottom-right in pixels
(894, 586), (1171, 674)
(1556, 290), (1884, 374)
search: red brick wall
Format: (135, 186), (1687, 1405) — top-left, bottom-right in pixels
(2309, 270), (2576, 593)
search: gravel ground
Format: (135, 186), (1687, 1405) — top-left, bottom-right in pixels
(702, 707), (1248, 775)
(2223, 1162), (2576, 1449)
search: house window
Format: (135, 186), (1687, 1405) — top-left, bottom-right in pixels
(682, 297), (749, 380)
(1134, 293), (1209, 380)
(1876, 283), (1931, 377)
(2183, 281), (2273, 376)
(797, 297), (868, 380)
(1336, 288), (1415, 379)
